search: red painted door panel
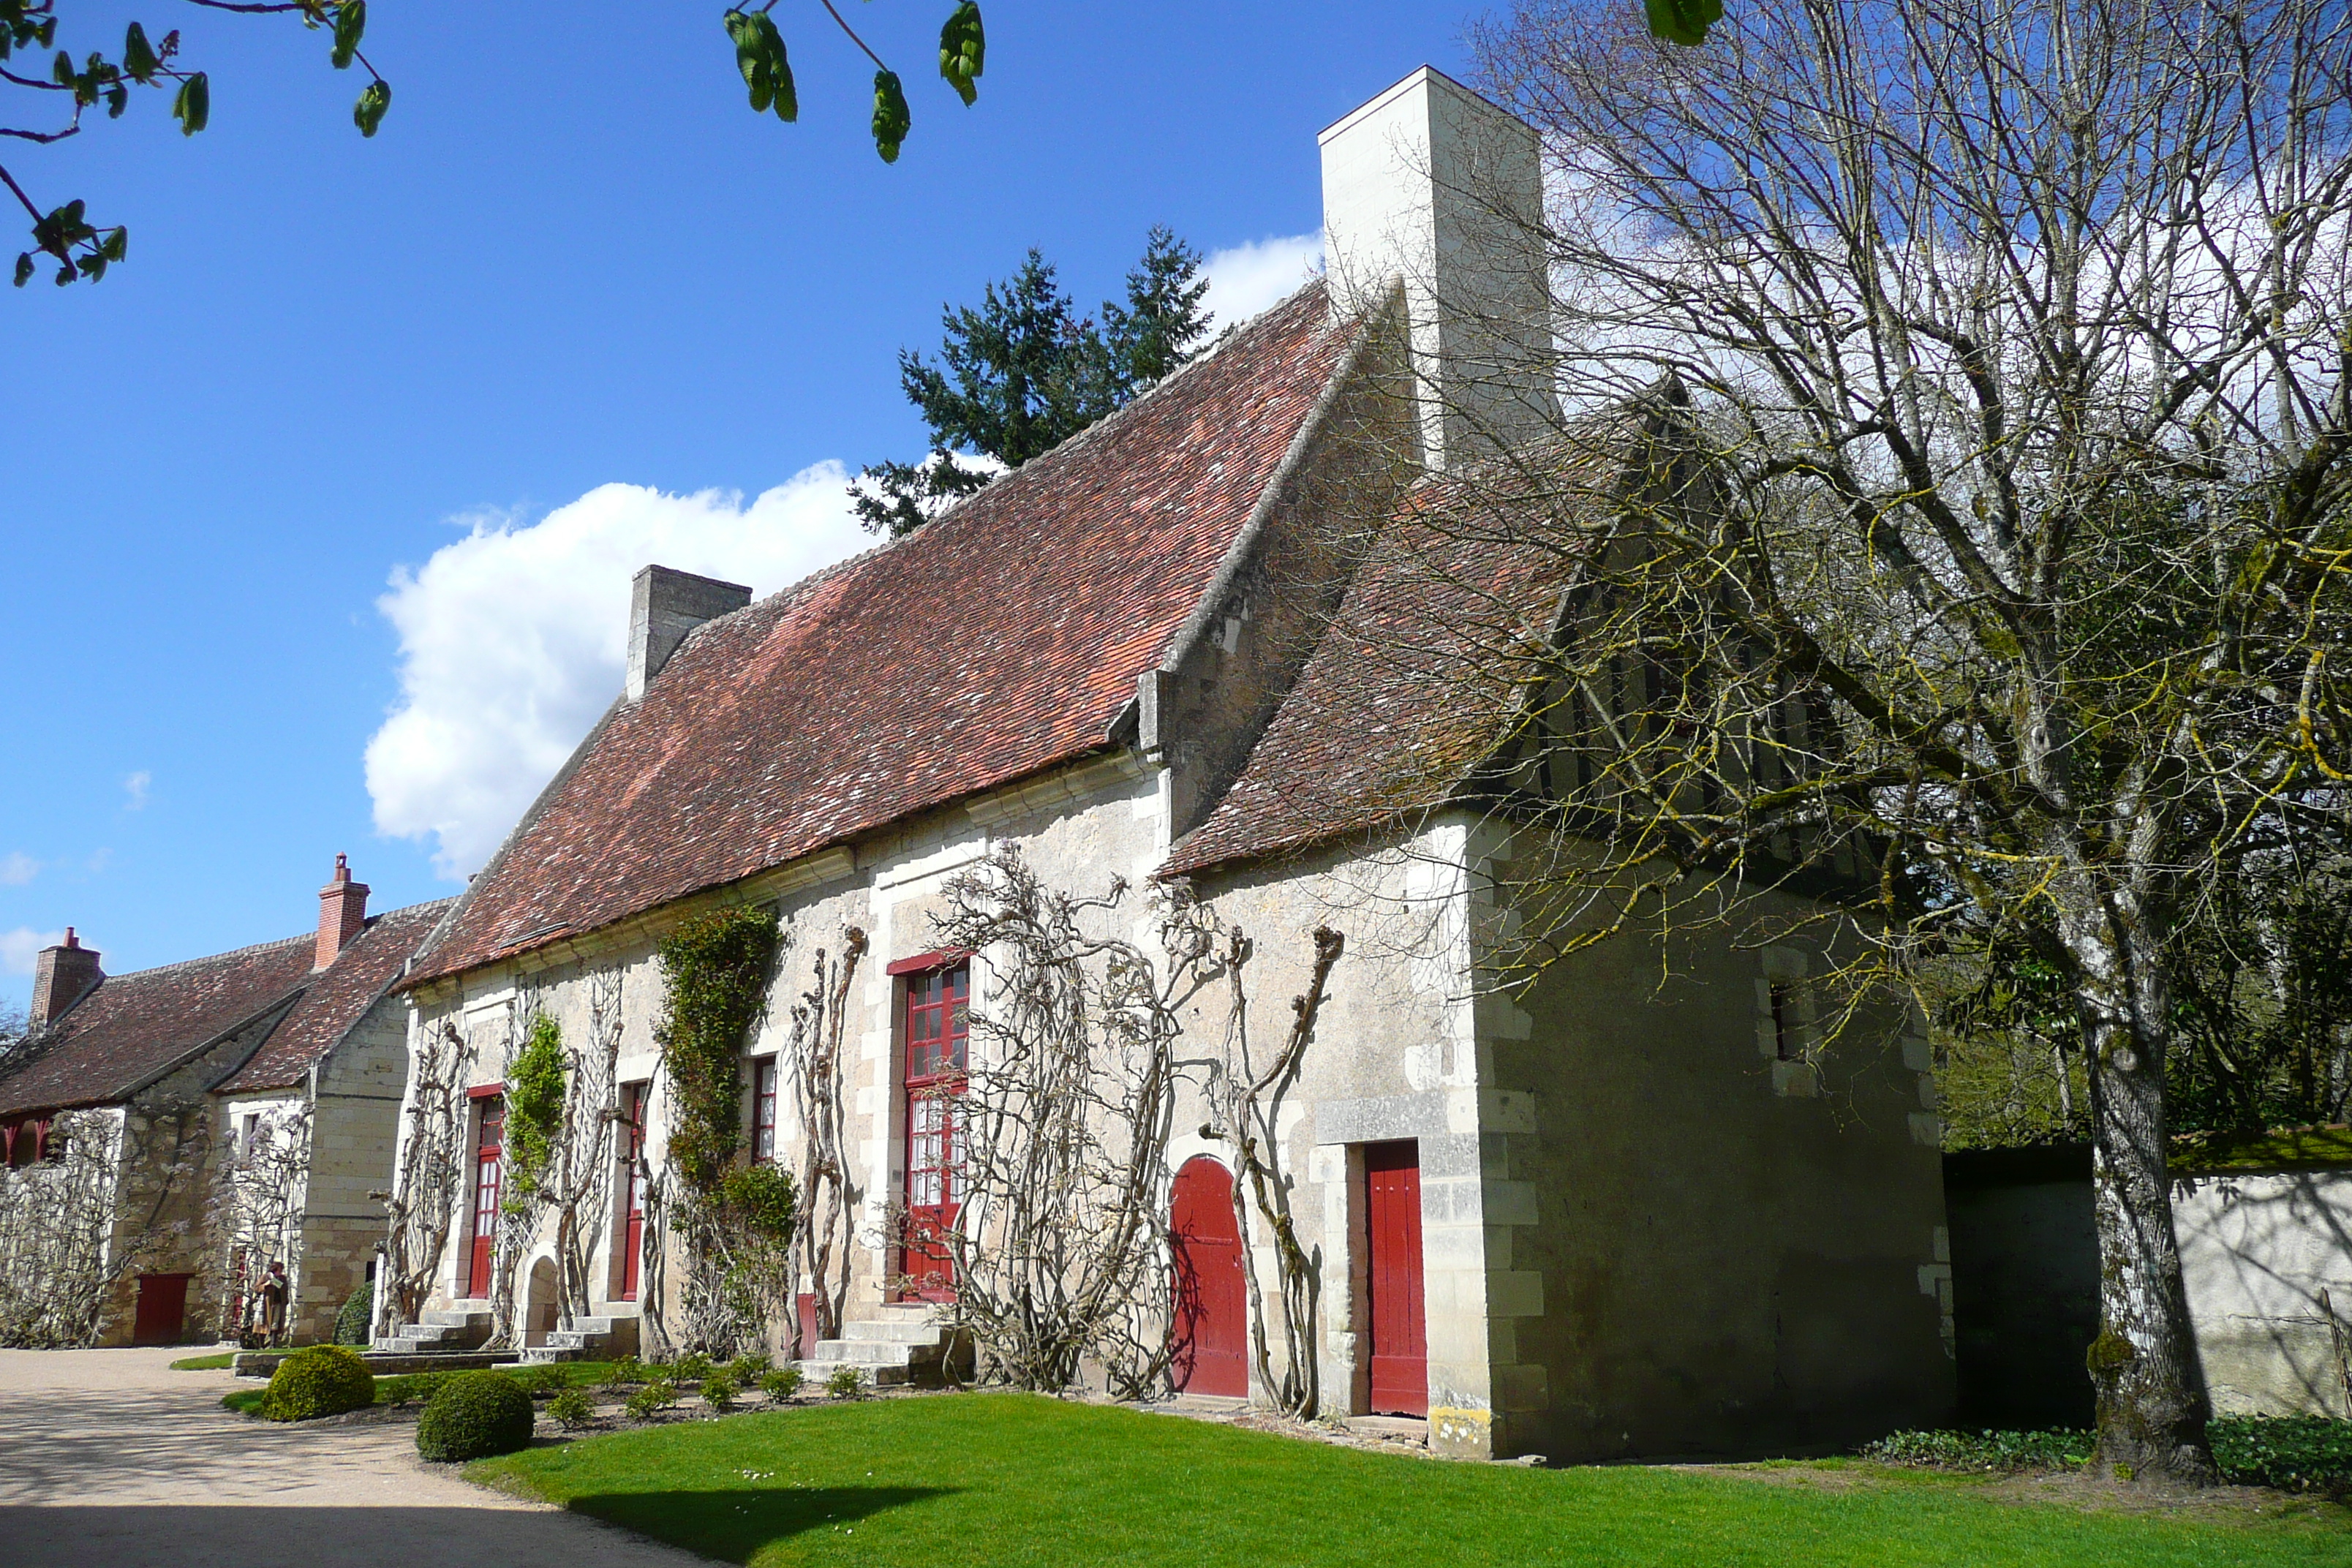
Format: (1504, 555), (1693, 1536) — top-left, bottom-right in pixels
(1171, 1156), (1248, 1396)
(899, 964), (968, 1300)
(467, 1096), (503, 1298)
(1365, 1141), (1428, 1417)
(132, 1273), (191, 1346)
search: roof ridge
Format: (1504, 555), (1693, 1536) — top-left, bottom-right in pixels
(92, 931), (314, 984)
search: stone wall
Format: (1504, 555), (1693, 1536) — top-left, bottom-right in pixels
(293, 996), (410, 1343)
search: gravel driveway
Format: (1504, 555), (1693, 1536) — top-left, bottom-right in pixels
(0, 1347), (707, 1567)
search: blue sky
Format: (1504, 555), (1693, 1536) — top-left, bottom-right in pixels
(0, 1), (1479, 1008)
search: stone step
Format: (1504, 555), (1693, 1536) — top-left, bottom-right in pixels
(792, 1358), (912, 1388)
(420, 1309), (493, 1330)
(807, 1338), (931, 1368)
(840, 1318), (951, 1345)
(393, 1323), (470, 1344)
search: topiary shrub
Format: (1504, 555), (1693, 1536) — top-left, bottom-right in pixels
(332, 1280), (374, 1346)
(415, 1370), (537, 1461)
(262, 1345), (375, 1422)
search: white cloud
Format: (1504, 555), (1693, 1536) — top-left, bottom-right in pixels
(1202, 233), (1324, 331)
(121, 771), (150, 811)
(365, 465), (872, 880)
(1, 927), (64, 977)
(0, 853), (36, 886)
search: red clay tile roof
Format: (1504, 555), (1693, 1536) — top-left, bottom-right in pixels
(0, 938), (314, 1116)
(214, 899), (456, 1093)
(409, 284), (1354, 985)
(1161, 450), (1613, 878)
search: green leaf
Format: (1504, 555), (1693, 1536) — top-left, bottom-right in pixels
(102, 227), (127, 262)
(765, 20), (796, 123)
(1644, 0), (1722, 48)
(939, 1), (983, 107)
(331, 0), (365, 69)
(12, 253), (31, 288)
(173, 71), (208, 135)
(872, 68), (910, 163)
(723, 10), (794, 122)
(105, 83), (127, 118)
(122, 20), (158, 81)
(354, 77), (390, 137)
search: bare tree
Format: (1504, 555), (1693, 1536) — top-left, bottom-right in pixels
(1199, 920), (1344, 1420)
(374, 1020), (475, 1336)
(1344, 0), (2352, 1484)
(207, 1100), (311, 1343)
(786, 925), (867, 1350)
(921, 846), (1218, 1394)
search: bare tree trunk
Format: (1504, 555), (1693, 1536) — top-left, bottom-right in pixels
(2057, 875), (2216, 1485)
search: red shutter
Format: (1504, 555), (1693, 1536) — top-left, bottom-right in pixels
(1365, 1141), (1428, 1417)
(618, 1083), (646, 1302)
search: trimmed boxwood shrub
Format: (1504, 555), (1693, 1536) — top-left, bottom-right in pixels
(417, 1371), (538, 1462)
(331, 1281), (374, 1346)
(263, 1345), (375, 1422)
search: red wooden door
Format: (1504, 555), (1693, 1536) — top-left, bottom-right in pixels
(618, 1082), (646, 1302)
(898, 963), (968, 1300)
(465, 1094), (504, 1298)
(1170, 1156), (1248, 1396)
(132, 1273), (192, 1346)
(1365, 1141), (1428, 1416)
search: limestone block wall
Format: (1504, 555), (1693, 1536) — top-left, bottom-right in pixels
(2174, 1169), (2352, 1417)
(293, 997), (412, 1343)
(1493, 883), (1953, 1460)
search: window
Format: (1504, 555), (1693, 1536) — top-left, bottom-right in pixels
(4, 1116), (45, 1168)
(1768, 982), (1798, 1062)
(238, 1112), (261, 1167)
(752, 1058), (778, 1161)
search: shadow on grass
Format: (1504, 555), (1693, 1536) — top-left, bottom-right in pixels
(565, 1486), (955, 1563)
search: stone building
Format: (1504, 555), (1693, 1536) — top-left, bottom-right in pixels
(0, 859), (448, 1346)
(382, 68), (1954, 1460)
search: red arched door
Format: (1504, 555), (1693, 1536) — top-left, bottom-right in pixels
(1171, 1156), (1247, 1397)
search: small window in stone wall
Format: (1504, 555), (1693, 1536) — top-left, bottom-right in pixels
(1756, 948), (1819, 1096)
(752, 1058), (778, 1161)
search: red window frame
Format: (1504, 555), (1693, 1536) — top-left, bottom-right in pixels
(617, 1081), (647, 1302)
(752, 1058), (778, 1162)
(464, 1088), (504, 1299)
(897, 960), (968, 1300)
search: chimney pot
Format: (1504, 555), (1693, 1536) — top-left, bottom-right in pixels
(30, 930), (103, 1026)
(627, 565), (753, 702)
(316, 854), (371, 970)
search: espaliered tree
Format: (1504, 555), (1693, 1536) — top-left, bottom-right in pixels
(6, 0), (984, 287)
(1368, 0), (2352, 1486)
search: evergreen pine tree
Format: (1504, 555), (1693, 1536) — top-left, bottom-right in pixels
(854, 227), (1213, 537)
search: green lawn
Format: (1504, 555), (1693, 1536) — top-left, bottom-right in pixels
(472, 1392), (2349, 1568)
(170, 1352), (237, 1371)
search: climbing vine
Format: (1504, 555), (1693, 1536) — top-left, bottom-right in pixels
(787, 926), (866, 1350)
(505, 1012), (565, 1202)
(657, 905), (783, 1194)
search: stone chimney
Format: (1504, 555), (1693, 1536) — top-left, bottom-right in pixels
(1319, 67), (1554, 469)
(31, 928), (102, 1026)
(627, 565), (753, 702)
(316, 853), (370, 970)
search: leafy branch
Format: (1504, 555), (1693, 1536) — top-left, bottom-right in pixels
(723, 0), (984, 165)
(1, 0), (388, 287)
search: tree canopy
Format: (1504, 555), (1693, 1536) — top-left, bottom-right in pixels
(853, 226), (1213, 537)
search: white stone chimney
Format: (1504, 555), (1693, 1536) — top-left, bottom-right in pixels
(626, 565), (752, 702)
(1319, 67), (1554, 468)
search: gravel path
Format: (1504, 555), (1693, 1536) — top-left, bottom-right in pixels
(0, 1347), (708, 1567)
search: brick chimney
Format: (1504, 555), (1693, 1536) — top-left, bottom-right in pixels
(316, 853), (371, 970)
(1319, 67), (1554, 469)
(30, 928), (102, 1026)
(627, 565), (752, 701)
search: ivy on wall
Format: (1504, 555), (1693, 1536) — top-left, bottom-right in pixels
(656, 905), (782, 1195)
(505, 1013), (565, 1203)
